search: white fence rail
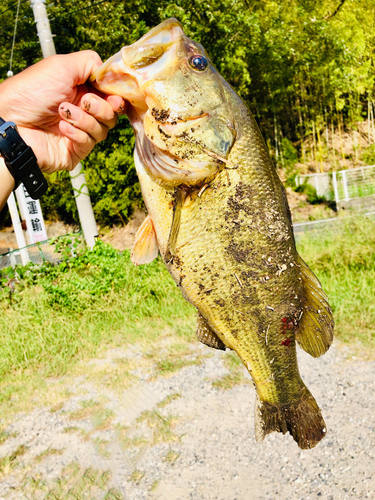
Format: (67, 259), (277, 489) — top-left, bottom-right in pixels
(296, 164), (375, 204)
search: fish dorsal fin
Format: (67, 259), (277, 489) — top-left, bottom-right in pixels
(131, 215), (159, 266)
(295, 255), (334, 358)
(196, 312), (226, 351)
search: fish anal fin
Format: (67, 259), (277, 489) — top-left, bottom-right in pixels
(196, 312), (226, 351)
(295, 255), (334, 358)
(254, 387), (327, 450)
(131, 215), (159, 266)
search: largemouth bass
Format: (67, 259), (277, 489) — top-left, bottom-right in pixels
(91, 19), (334, 449)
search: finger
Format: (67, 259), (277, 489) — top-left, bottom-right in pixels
(59, 102), (109, 143)
(79, 93), (119, 129)
(63, 50), (103, 86)
(106, 95), (128, 115)
(59, 120), (96, 165)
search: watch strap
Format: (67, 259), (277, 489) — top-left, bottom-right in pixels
(0, 117), (48, 199)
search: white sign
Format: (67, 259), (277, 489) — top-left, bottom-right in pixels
(15, 184), (48, 244)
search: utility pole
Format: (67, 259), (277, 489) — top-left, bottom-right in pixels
(30, 0), (98, 248)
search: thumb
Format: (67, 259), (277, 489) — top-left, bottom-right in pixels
(63, 50), (104, 86)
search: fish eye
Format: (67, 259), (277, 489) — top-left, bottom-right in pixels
(189, 55), (208, 71)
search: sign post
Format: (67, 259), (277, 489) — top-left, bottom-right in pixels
(7, 193), (30, 265)
(15, 184), (48, 244)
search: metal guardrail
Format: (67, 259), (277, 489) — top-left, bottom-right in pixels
(1, 212), (374, 268)
(0, 232), (82, 270)
(296, 164), (375, 204)
(293, 211), (375, 236)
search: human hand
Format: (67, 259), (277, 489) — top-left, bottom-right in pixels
(0, 51), (126, 174)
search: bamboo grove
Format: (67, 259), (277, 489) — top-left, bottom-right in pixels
(1, 0), (375, 224)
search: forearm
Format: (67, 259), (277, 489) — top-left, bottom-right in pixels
(0, 157), (15, 211)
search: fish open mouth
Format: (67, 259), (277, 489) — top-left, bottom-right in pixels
(91, 18), (235, 185)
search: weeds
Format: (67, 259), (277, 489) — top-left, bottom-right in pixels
(157, 393), (181, 408)
(35, 447), (64, 463)
(128, 469), (145, 484)
(297, 216), (375, 349)
(136, 410), (179, 445)
(19, 461), (123, 499)
(163, 448), (180, 465)
(0, 430), (17, 444)
(0, 444), (27, 476)
(212, 351), (248, 390)
(0, 242), (194, 404)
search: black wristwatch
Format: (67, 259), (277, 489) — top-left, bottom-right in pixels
(0, 117), (48, 199)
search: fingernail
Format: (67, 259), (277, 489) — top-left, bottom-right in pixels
(107, 95), (126, 113)
(117, 98), (126, 113)
(62, 106), (81, 122)
(84, 98), (100, 115)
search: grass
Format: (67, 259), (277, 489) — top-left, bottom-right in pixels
(0, 444), (27, 476)
(35, 447), (64, 463)
(0, 221), (374, 495)
(64, 399), (116, 442)
(0, 241), (194, 414)
(18, 461), (124, 499)
(116, 394), (182, 451)
(212, 351), (248, 390)
(0, 241), (194, 380)
(296, 215), (375, 350)
(0, 218), (374, 421)
(163, 448), (180, 465)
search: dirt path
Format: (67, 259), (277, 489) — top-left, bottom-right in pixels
(0, 340), (374, 500)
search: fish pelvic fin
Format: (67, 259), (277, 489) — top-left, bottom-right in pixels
(196, 312), (226, 351)
(254, 386), (327, 450)
(130, 215), (159, 266)
(296, 255), (334, 358)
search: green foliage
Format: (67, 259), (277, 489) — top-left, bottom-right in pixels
(295, 182), (327, 205)
(0, 240), (194, 381)
(0, 219), (374, 408)
(2, 0), (375, 224)
(281, 138), (299, 186)
(361, 144), (375, 165)
(297, 216), (375, 347)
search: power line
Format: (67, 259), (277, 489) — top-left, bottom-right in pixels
(51, 0), (110, 20)
(1, 0), (109, 19)
(9, 0), (21, 74)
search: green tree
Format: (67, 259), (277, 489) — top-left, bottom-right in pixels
(1, 0), (375, 226)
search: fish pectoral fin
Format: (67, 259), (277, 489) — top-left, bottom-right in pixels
(295, 255), (334, 357)
(130, 215), (159, 266)
(165, 187), (187, 259)
(196, 312), (226, 351)
(254, 386), (327, 450)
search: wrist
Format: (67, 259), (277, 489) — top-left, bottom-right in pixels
(0, 157), (15, 211)
(0, 119), (48, 199)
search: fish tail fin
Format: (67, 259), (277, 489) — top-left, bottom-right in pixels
(254, 386), (326, 449)
(295, 255), (334, 358)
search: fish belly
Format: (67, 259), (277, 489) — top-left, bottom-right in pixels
(168, 165), (305, 404)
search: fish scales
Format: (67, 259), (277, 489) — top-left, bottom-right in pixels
(92, 18), (334, 449)
(166, 105), (304, 406)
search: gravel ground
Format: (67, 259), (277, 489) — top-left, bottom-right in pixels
(0, 340), (374, 499)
